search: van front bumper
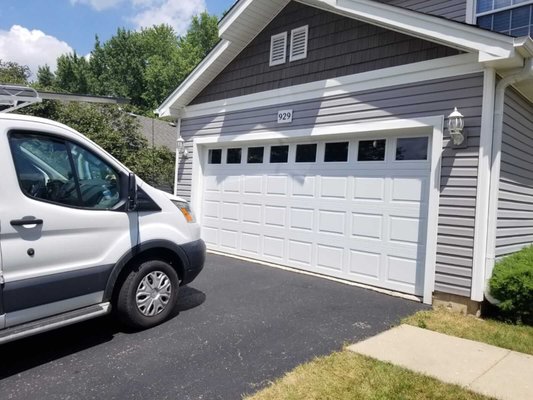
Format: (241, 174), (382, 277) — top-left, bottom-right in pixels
(180, 239), (206, 285)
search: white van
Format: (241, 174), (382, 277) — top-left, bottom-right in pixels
(0, 111), (205, 344)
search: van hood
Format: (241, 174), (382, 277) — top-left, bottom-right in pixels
(160, 190), (187, 203)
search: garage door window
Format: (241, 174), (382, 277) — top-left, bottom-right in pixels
(358, 139), (386, 161)
(208, 149), (222, 164)
(227, 148), (242, 164)
(247, 147), (264, 164)
(324, 142), (349, 162)
(295, 144), (317, 162)
(396, 137), (428, 161)
(270, 145), (289, 163)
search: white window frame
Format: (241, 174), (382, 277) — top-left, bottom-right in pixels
(289, 25), (309, 62)
(269, 32), (287, 67)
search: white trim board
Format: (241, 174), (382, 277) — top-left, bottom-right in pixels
(465, 0), (476, 25)
(471, 67), (496, 302)
(191, 116), (443, 304)
(180, 54), (482, 119)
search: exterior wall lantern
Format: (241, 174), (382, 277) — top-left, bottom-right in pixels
(177, 137), (189, 158)
(447, 107), (465, 146)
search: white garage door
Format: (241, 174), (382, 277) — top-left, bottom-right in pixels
(200, 134), (431, 296)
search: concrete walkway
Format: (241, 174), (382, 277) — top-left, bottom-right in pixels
(348, 324), (532, 400)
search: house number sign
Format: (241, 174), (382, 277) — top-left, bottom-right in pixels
(277, 109), (293, 124)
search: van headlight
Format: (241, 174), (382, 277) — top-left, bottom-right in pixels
(171, 200), (196, 223)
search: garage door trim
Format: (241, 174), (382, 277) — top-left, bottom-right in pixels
(190, 116), (444, 304)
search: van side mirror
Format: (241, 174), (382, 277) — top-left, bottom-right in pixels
(127, 173), (137, 211)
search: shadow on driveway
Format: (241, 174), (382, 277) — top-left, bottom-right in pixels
(0, 286), (205, 380)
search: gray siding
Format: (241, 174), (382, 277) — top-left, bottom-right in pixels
(191, 1), (460, 105)
(375, 0), (467, 22)
(496, 88), (533, 257)
(180, 73), (484, 298)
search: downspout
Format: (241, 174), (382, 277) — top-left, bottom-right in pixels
(173, 117), (182, 197)
(484, 57), (533, 302)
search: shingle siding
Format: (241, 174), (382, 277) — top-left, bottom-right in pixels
(191, 1), (461, 105)
(179, 73), (484, 297)
(496, 88), (533, 258)
(375, 0), (467, 22)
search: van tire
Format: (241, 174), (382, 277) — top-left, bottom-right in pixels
(116, 259), (179, 329)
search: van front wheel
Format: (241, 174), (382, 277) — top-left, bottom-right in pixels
(116, 260), (179, 329)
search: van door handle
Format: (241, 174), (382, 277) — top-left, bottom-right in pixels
(10, 218), (44, 226)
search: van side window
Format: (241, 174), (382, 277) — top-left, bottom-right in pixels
(9, 132), (121, 210)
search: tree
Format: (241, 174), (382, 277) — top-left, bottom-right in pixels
(36, 65), (56, 89)
(0, 60), (31, 85)
(42, 12), (219, 113)
(182, 12), (219, 60)
(173, 12), (219, 85)
(55, 53), (91, 94)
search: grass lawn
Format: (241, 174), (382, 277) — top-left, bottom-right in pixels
(244, 351), (491, 400)
(402, 308), (533, 355)
(245, 308), (532, 399)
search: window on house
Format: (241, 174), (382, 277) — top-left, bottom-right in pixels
(290, 25), (309, 62)
(358, 140), (386, 161)
(269, 32), (287, 66)
(324, 142), (349, 162)
(247, 147), (264, 163)
(227, 148), (242, 164)
(295, 144), (317, 162)
(208, 149), (222, 164)
(395, 137), (429, 161)
(270, 145), (289, 163)
(476, 1), (533, 36)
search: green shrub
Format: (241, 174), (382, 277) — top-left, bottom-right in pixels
(489, 246), (533, 324)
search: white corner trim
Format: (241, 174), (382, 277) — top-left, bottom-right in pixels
(173, 118), (182, 196)
(471, 67), (496, 302)
(465, 0), (476, 25)
(423, 116), (444, 305)
(190, 138), (205, 225)
(191, 116), (443, 304)
(485, 59), (533, 286)
(181, 54), (481, 119)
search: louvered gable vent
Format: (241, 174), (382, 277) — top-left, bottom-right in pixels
(290, 25), (308, 62)
(269, 32), (287, 66)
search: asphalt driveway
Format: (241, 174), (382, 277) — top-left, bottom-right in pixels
(0, 254), (426, 399)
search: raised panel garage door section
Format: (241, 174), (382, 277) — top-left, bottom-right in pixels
(201, 135), (431, 296)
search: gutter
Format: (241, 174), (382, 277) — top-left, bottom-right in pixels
(484, 56), (533, 303)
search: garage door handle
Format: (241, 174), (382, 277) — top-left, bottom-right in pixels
(10, 218), (44, 226)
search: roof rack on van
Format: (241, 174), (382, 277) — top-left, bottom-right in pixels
(0, 84), (42, 113)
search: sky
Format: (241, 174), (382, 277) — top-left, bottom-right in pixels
(0, 0), (235, 79)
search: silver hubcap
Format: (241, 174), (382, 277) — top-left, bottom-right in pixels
(136, 271), (172, 317)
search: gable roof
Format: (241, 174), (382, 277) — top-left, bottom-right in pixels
(157, 0), (532, 117)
